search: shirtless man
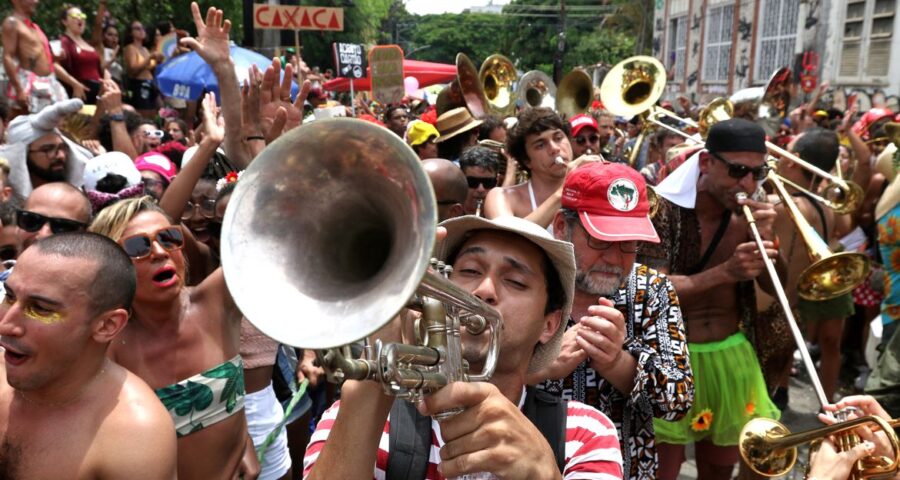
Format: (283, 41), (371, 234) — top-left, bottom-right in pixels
(0, 232), (176, 479)
(484, 107), (597, 229)
(638, 118), (783, 479)
(763, 128), (851, 405)
(2, 0), (68, 115)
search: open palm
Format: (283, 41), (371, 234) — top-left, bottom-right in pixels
(181, 2), (231, 66)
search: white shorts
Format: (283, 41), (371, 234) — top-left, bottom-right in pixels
(246, 383), (291, 480)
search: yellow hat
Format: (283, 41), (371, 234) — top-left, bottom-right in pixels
(407, 120), (440, 146)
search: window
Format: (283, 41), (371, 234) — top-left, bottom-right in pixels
(703, 5), (734, 83)
(839, 0), (895, 80)
(668, 16), (687, 81)
(754, 0), (800, 82)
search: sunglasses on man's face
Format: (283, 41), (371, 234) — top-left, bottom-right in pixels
(709, 151), (770, 181)
(120, 226), (185, 259)
(466, 176), (498, 189)
(144, 129), (165, 138)
(16, 210), (86, 234)
(574, 134), (600, 146)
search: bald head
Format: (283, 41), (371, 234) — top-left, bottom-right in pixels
(423, 158), (468, 221)
(18, 182), (92, 251)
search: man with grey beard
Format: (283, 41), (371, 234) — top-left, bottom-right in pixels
(529, 162), (694, 480)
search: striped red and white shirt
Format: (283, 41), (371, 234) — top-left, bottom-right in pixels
(303, 396), (624, 479)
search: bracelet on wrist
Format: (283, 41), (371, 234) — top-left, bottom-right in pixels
(108, 113), (125, 122)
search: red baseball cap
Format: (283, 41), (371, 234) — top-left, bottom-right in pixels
(569, 114), (599, 137)
(561, 162), (659, 243)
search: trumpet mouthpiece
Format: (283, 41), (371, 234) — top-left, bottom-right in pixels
(554, 156), (565, 166)
(735, 192), (748, 202)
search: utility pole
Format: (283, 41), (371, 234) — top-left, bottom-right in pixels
(553, 0), (566, 82)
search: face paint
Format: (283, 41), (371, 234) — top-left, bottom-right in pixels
(24, 306), (64, 325)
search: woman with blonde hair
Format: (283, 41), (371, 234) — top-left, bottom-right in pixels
(90, 195), (258, 478)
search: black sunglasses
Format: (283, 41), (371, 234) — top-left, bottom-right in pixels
(709, 151), (770, 181)
(120, 226), (184, 259)
(574, 134), (601, 145)
(466, 176), (498, 189)
(16, 210), (86, 234)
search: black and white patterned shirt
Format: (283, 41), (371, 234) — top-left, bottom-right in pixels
(538, 263), (693, 480)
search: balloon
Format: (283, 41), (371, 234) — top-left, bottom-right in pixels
(404, 76), (419, 95)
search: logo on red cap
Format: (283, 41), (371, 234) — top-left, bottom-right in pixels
(607, 178), (638, 212)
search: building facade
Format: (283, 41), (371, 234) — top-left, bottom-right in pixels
(652, 0), (899, 110)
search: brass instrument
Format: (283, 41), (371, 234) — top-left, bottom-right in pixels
(736, 180), (875, 477)
(762, 174), (870, 301)
(599, 55), (668, 166)
(556, 69), (594, 119)
(436, 53), (490, 119)
(729, 67), (793, 137)
(516, 70), (557, 110)
(740, 414), (900, 478)
(479, 54), (517, 118)
(475, 198), (484, 217)
(221, 118), (502, 405)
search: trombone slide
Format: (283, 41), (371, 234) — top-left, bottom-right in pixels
(736, 192), (831, 409)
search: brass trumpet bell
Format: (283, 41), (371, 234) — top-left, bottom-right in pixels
(436, 53), (489, 118)
(600, 56), (666, 119)
(221, 118), (437, 349)
(479, 54), (517, 118)
(556, 69), (594, 119)
(697, 98), (734, 138)
(740, 415), (900, 478)
(764, 170), (870, 301)
(517, 70), (556, 110)
(730, 67), (792, 137)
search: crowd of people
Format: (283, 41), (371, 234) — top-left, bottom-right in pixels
(0, 1), (898, 479)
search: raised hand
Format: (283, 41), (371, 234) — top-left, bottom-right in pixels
(180, 2), (232, 66)
(258, 57), (310, 143)
(576, 297), (627, 371)
(200, 91), (225, 145)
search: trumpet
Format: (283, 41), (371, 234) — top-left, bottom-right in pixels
(740, 413), (900, 478)
(221, 118), (502, 405)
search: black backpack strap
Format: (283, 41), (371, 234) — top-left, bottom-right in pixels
(523, 386), (568, 473)
(386, 399), (432, 480)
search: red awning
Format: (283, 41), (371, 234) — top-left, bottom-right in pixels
(323, 59), (457, 92)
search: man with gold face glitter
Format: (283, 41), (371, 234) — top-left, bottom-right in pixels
(0, 233), (176, 478)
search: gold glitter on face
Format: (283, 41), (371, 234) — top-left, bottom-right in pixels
(23, 307), (65, 325)
(2, 295), (65, 324)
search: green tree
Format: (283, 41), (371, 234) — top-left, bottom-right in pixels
(293, 0), (392, 69)
(401, 13), (512, 65)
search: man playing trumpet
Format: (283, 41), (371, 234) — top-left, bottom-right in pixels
(302, 216), (624, 479)
(639, 118), (783, 479)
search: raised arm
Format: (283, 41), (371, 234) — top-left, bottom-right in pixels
(180, 2), (246, 168)
(97, 73), (139, 159)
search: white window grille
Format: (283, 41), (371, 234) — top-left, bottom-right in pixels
(755, 0), (800, 82)
(668, 16), (687, 81)
(703, 4), (734, 83)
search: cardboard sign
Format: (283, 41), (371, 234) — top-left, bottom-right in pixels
(253, 5), (344, 31)
(333, 43), (366, 79)
(369, 45), (404, 105)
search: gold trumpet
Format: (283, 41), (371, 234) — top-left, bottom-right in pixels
(740, 414), (900, 478)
